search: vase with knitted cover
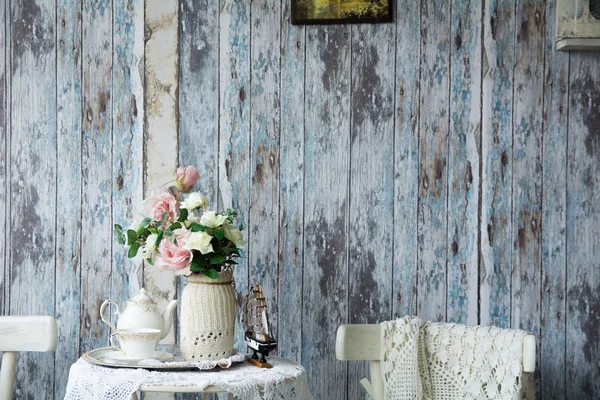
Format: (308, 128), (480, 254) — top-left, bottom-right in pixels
(180, 270), (237, 361)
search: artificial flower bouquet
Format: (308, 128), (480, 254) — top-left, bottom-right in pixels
(114, 166), (246, 279)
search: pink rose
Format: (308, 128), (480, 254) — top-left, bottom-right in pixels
(155, 238), (192, 276)
(175, 166), (200, 193)
(142, 188), (180, 222)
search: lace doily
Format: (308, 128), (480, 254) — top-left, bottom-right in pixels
(381, 317), (531, 400)
(65, 356), (314, 400)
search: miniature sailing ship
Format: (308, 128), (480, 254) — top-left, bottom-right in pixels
(241, 283), (278, 368)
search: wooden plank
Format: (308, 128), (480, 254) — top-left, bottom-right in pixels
(540, 0), (569, 398)
(8, 0), (56, 398)
(278, 0), (304, 363)
(179, 0), (219, 203)
(392, 0), (420, 319)
(0, 0), (7, 316)
(219, 0), (250, 351)
(248, 0), (280, 343)
(302, 25), (350, 400)
(417, 0), (451, 322)
(144, 0), (179, 350)
(347, 22), (395, 400)
(112, 0), (144, 326)
(511, 2), (545, 397)
(479, 0), (515, 328)
(54, 0), (82, 397)
(446, 0), (481, 325)
(566, 52), (600, 399)
(80, 0), (112, 355)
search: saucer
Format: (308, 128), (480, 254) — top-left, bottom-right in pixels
(104, 350), (173, 363)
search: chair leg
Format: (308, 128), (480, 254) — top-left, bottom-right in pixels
(0, 351), (17, 400)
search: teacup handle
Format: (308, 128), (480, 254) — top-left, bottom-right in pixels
(100, 299), (120, 333)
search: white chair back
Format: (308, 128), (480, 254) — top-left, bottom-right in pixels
(336, 323), (536, 400)
(0, 316), (58, 400)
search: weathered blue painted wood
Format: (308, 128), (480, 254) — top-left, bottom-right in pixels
(249, 0), (281, 341)
(303, 25), (350, 400)
(417, 0), (450, 322)
(512, 1), (545, 397)
(447, 0), (481, 326)
(393, 0), (420, 319)
(55, 0), (82, 397)
(278, 0), (304, 363)
(218, 0), (251, 352)
(480, 0), (515, 329)
(0, 0), (6, 316)
(566, 51), (600, 399)
(179, 0), (219, 204)
(112, 0), (144, 325)
(540, 1), (568, 398)
(9, 0), (57, 398)
(80, 0), (113, 354)
(347, 22), (395, 400)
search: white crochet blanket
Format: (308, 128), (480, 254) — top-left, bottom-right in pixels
(64, 357), (314, 400)
(380, 317), (531, 399)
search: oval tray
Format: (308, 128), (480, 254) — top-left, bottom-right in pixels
(83, 345), (247, 370)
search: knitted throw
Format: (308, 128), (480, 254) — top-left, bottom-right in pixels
(380, 317), (531, 399)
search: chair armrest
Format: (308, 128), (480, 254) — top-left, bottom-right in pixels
(0, 316), (58, 352)
(336, 324), (381, 361)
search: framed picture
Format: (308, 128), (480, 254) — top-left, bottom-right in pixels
(291, 0), (393, 25)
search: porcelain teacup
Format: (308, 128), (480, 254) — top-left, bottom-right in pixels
(110, 328), (160, 359)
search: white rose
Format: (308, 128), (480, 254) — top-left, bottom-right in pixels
(143, 233), (158, 259)
(223, 223), (246, 247)
(186, 231), (214, 254)
(184, 214), (200, 228)
(181, 192), (208, 210)
(200, 211), (227, 228)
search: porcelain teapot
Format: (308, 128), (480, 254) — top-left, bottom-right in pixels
(100, 288), (178, 342)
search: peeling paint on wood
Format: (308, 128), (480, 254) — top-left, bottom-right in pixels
(303, 25), (350, 400)
(347, 22), (395, 399)
(1, 0), (7, 316)
(219, 0), (250, 352)
(278, 0), (304, 364)
(567, 52), (600, 398)
(144, 0), (179, 350)
(393, 0), (420, 319)
(417, 0), (451, 322)
(541, 2), (569, 398)
(480, 0), (515, 329)
(9, 0), (56, 398)
(249, 0), (281, 347)
(80, 0), (112, 358)
(447, 0), (481, 326)
(54, 0), (82, 398)
(512, 1), (545, 396)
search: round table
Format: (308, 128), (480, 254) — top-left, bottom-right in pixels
(65, 355), (314, 400)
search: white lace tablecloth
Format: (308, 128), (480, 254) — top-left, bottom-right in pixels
(65, 356), (314, 400)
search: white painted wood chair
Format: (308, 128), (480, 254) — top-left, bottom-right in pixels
(336, 324), (536, 400)
(0, 316), (58, 400)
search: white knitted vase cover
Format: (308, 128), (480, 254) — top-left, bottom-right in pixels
(180, 270), (237, 361)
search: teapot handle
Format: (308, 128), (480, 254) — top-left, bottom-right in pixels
(100, 299), (120, 333)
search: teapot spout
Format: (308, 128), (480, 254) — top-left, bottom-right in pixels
(161, 300), (179, 340)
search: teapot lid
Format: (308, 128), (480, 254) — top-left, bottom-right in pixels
(129, 288), (156, 305)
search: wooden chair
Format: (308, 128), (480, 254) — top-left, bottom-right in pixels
(0, 316), (58, 400)
(336, 324), (536, 400)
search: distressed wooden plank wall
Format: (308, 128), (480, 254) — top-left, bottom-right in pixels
(2, 1), (600, 399)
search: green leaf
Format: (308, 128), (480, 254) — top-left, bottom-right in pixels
(178, 208), (188, 222)
(202, 268), (218, 279)
(126, 230), (138, 246)
(190, 256), (205, 273)
(223, 259), (238, 265)
(169, 222), (182, 231)
(155, 230), (164, 246)
(146, 257), (154, 266)
(114, 224), (123, 233)
(141, 218), (153, 229)
(128, 242), (141, 258)
(213, 229), (224, 240)
(210, 255), (226, 265)
(191, 223), (207, 232)
(148, 226), (158, 234)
